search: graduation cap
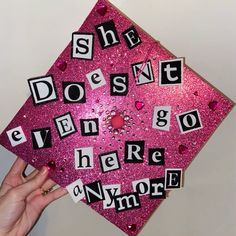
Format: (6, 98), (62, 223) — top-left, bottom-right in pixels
(0, 0), (234, 235)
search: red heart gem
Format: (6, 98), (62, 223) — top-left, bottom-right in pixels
(97, 4), (108, 16)
(178, 145), (188, 154)
(56, 60), (67, 72)
(135, 101), (145, 111)
(127, 224), (137, 232)
(47, 160), (56, 170)
(208, 100), (218, 111)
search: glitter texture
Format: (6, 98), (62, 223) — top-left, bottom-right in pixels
(0, 0), (234, 235)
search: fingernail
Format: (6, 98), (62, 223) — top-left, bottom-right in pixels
(41, 166), (49, 175)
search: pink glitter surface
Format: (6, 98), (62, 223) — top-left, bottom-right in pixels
(0, 0), (234, 235)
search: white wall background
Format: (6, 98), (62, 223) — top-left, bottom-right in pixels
(0, 0), (235, 235)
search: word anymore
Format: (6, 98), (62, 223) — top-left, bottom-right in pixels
(66, 168), (183, 212)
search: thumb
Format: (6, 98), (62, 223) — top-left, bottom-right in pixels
(15, 167), (49, 199)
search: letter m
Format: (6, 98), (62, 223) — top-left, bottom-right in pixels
(114, 192), (141, 212)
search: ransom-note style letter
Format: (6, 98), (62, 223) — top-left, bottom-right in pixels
(28, 75), (58, 105)
(103, 184), (121, 209)
(54, 112), (77, 139)
(84, 181), (105, 204)
(114, 192), (141, 212)
(159, 58), (184, 86)
(124, 141), (145, 163)
(72, 33), (94, 60)
(66, 179), (85, 203)
(95, 20), (120, 49)
(7, 126), (27, 147)
(152, 106), (171, 131)
(75, 147), (94, 169)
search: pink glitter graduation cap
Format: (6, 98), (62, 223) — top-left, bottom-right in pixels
(0, 0), (234, 235)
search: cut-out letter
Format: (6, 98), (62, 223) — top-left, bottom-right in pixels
(86, 68), (106, 90)
(103, 184), (121, 209)
(63, 82), (86, 104)
(132, 178), (150, 195)
(150, 178), (166, 199)
(28, 75), (58, 105)
(152, 106), (171, 131)
(122, 26), (142, 49)
(132, 60), (154, 85)
(75, 147), (93, 169)
(80, 118), (99, 136)
(95, 20), (120, 49)
(148, 148), (165, 166)
(110, 73), (129, 96)
(114, 192), (141, 212)
(99, 151), (121, 173)
(177, 109), (203, 134)
(165, 169), (183, 190)
(66, 179), (85, 203)
(159, 58), (184, 86)
(72, 33), (94, 60)
(124, 141), (145, 163)
(6, 126), (27, 147)
(54, 112), (77, 139)
(31, 128), (51, 149)
(84, 181), (105, 204)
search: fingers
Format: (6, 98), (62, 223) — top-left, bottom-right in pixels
(41, 187), (68, 208)
(25, 169), (39, 181)
(13, 167), (49, 200)
(41, 179), (56, 192)
(7, 157), (27, 177)
(26, 178), (56, 201)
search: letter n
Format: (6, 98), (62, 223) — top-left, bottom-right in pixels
(83, 181), (105, 204)
(80, 118), (99, 136)
(132, 60), (154, 85)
